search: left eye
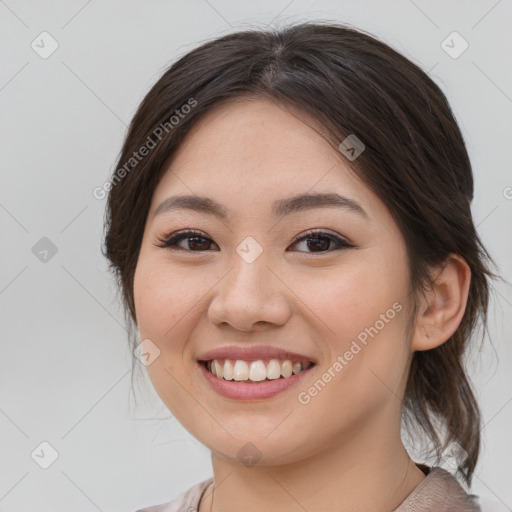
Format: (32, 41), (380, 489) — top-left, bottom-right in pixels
(289, 229), (352, 253)
(155, 229), (352, 253)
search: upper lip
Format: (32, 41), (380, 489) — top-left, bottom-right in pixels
(197, 345), (316, 364)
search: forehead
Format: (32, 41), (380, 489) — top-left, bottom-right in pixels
(150, 98), (379, 220)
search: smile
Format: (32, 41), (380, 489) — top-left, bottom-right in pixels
(199, 359), (316, 400)
(204, 358), (314, 382)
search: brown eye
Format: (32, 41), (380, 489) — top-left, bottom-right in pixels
(155, 230), (219, 251)
(288, 229), (353, 253)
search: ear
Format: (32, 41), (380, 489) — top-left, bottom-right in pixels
(411, 254), (471, 351)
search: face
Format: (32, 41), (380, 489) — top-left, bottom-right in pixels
(133, 98), (414, 466)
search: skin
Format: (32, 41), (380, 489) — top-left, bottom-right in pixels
(133, 98), (471, 512)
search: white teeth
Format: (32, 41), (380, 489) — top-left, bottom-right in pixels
(206, 358), (312, 382)
(249, 360), (267, 381)
(213, 360), (223, 379)
(266, 359), (281, 380)
(223, 360), (233, 380)
(281, 360), (293, 378)
(233, 360), (249, 381)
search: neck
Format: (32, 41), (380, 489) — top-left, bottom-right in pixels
(200, 426), (426, 512)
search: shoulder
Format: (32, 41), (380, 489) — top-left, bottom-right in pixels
(135, 477), (213, 512)
(394, 466), (482, 511)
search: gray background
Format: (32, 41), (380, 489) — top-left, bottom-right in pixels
(1, 1), (511, 511)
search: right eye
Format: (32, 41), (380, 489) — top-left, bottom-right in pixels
(154, 229), (220, 251)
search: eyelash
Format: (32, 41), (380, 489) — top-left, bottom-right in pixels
(155, 228), (353, 254)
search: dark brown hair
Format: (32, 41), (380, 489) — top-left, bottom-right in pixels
(102, 21), (497, 486)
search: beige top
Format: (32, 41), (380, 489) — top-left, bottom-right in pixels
(136, 465), (481, 511)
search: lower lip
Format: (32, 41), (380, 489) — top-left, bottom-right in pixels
(199, 362), (315, 400)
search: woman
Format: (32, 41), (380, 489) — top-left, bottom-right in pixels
(102, 21), (496, 512)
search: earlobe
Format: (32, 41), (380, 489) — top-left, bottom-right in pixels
(411, 254), (471, 352)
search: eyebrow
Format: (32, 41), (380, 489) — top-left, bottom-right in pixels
(153, 192), (368, 220)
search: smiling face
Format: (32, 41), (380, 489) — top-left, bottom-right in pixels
(133, 98), (416, 466)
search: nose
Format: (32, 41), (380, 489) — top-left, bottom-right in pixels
(207, 251), (292, 332)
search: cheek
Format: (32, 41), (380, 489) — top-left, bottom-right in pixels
(300, 258), (411, 387)
(133, 258), (220, 347)
(133, 260), (204, 415)
(302, 260), (406, 338)
(133, 259), (187, 343)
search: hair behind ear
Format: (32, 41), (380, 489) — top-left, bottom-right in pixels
(403, 341), (481, 483)
(401, 255), (494, 486)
